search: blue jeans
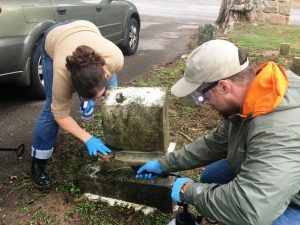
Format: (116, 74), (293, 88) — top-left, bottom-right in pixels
(32, 23), (118, 159)
(31, 45), (57, 159)
(201, 159), (300, 225)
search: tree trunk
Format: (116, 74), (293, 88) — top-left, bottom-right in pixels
(215, 0), (256, 33)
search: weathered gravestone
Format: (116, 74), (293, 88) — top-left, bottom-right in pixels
(292, 57), (300, 75)
(78, 87), (175, 213)
(102, 87), (169, 153)
(279, 43), (290, 55)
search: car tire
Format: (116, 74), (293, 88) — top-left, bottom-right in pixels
(29, 38), (46, 100)
(121, 17), (139, 55)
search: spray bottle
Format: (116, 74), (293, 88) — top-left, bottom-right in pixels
(167, 202), (202, 225)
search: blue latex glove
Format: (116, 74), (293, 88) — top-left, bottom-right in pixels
(80, 100), (95, 122)
(136, 160), (164, 179)
(85, 136), (111, 157)
(171, 177), (193, 203)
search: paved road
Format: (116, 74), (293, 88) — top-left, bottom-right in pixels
(128, 0), (220, 24)
(0, 0), (221, 183)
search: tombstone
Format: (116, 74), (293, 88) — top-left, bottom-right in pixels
(77, 87), (175, 213)
(291, 57), (300, 75)
(101, 87), (169, 153)
(279, 43), (290, 55)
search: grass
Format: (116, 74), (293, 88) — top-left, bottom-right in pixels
(8, 174), (31, 194)
(20, 200), (30, 213)
(27, 209), (56, 225)
(181, 106), (194, 114)
(226, 24), (300, 56)
(75, 200), (170, 225)
(130, 60), (185, 88)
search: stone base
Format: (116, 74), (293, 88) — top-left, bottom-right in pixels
(280, 43), (290, 55)
(105, 150), (165, 164)
(77, 161), (176, 213)
(84, 193), (156, 215)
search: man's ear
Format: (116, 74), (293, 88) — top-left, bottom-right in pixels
(218, 80), (232, 94)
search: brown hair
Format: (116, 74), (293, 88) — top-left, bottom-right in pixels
(227, 48), (255, 83)
(66, 45), (106, 99)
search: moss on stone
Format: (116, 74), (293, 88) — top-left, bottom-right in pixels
(102, 90), (169, 152)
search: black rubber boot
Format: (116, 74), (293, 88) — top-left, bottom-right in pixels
(31, 157), (52, 190)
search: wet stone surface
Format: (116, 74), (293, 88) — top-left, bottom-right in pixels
(77, 161), (176, 213)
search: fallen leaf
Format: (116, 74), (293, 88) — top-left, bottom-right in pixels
(9, 176), (17, 181)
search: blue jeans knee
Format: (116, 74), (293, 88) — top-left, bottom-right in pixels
(272, 207), (300, 225)
(200, 159), (236, 185)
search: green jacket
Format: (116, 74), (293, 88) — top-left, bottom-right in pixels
(159, 65), (300, 225)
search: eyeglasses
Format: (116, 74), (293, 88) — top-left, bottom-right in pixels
(78, 77), (109, 102)
(78, 89), (107, 103)
(190, 81), (219, 104)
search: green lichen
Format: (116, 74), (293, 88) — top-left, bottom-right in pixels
(102, 99), (169, 152)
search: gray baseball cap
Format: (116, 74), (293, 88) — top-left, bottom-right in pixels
(171, 39), (249, 97)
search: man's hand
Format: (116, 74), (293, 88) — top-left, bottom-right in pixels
(136, 160), (164, 179)
(171, 177), (193, 203)
(80, 100), (95, 122)
(85, 136), (111, 157)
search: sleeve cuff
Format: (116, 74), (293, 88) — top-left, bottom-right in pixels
(184, 182), (206, 205)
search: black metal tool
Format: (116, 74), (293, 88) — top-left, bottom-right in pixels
(131, 165), (180, 178)
(0, 144), (26, 158)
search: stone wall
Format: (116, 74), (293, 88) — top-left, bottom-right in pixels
(254, 0), (292, 24)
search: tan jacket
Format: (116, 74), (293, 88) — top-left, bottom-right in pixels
(45, 20), (124, 118)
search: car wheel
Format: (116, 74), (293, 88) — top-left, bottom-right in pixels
(29, 38), (46, 100)
(122, 17), (139, 55)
